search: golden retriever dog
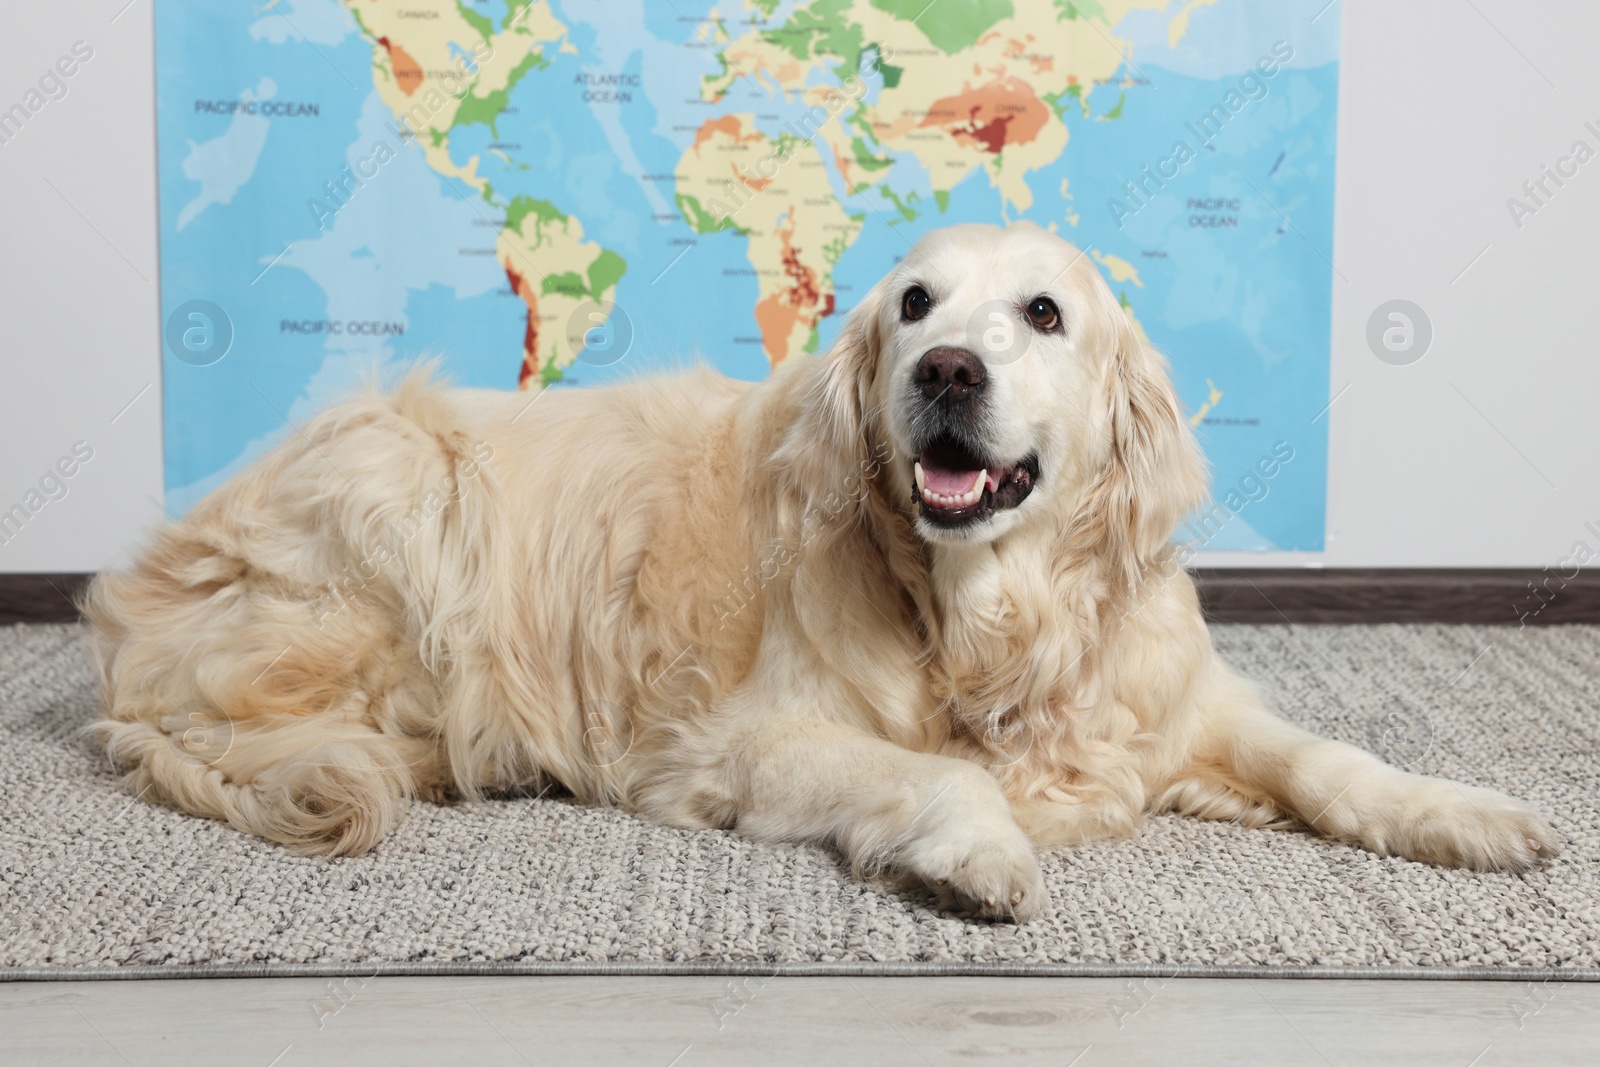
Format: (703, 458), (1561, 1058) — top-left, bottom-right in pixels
(87, 223), (1557, 921)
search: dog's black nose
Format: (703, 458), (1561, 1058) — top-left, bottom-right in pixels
(915, 347), (987, 403)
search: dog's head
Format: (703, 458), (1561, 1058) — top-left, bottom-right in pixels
(797, 222), (1206, 567)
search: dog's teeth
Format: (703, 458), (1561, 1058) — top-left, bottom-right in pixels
(962, 471), (985, 506)
(913, 461), (926, 495)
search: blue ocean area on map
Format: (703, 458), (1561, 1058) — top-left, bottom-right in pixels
(156, 0), (1337, 551)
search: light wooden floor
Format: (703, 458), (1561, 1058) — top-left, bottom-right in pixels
(2, 975), (1594, 1065)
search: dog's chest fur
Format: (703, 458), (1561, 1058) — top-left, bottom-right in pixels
(923, 539), (1104, 737)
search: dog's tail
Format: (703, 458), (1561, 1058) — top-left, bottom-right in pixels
(90, 710), (417, 856)
(83, 542), (428, 856)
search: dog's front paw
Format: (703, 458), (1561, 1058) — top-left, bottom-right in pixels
(900, 809), (1046, 921)
(1384, 781), (1560, 872)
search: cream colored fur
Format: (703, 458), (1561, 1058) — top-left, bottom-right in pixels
(86, 224), (1557, 921)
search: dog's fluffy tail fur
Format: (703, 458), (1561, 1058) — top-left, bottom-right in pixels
(83, 370), (503, 855)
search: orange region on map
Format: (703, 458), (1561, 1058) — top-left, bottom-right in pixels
(375, 36), (423, 96)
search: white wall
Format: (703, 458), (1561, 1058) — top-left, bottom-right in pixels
(0, 1), (163, 574)
(2, 1), (1597, 572)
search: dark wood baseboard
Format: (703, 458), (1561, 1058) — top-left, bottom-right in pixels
(1193, 568), (1600, 625)
(2, 570), (1595, 627)
(0, 573), (94, 625)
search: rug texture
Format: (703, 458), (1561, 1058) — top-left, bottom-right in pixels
(2, 622), (1597, 980)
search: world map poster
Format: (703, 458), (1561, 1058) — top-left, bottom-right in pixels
(155, 0), (1339, 550)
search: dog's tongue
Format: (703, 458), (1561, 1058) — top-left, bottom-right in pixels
(921, 463), (979, 495)
(920, 455), (1002, 494)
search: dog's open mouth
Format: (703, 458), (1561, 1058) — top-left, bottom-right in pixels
(911, 436), (1038, 528)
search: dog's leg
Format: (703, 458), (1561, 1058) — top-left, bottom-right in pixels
(1167, 664), (1560, 870)
(645, 716), (1047, 921)
(1007, 792), (1145, 849)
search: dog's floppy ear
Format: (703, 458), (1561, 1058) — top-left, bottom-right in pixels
(1074, 289), (1208, 584)
(774, 277), (890, 494)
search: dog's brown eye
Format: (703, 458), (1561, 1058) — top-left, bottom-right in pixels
(902, 285), (932, 321)
(1025, 297), (1060, 332)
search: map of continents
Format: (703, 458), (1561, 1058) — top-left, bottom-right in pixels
(156, 0), (1338, 550)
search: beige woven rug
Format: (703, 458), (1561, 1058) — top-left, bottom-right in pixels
(2, 622), (1596, 980)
